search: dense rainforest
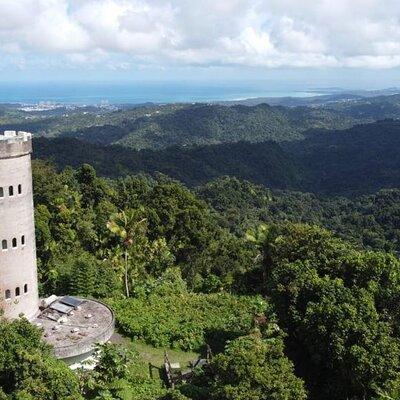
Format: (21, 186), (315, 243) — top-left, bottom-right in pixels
(2, 160), (400, 400)
(3, 92), (400, 399)
(33, 118), (400, 196)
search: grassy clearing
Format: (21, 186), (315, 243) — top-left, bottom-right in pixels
(112, 331), (200, 389)
(134, 340), (200, 369)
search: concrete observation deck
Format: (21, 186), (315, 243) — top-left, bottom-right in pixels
(33, 296), (115, 362)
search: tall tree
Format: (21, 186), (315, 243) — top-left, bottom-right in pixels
(107, 209), (147, 297)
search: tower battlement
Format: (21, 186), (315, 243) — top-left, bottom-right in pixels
(0, 131), (32, 159)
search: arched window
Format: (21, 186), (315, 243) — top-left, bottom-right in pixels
(18, 184), (22, 195)
(12, 238), (17, 248)
(21, 235), (25, 246)
(8, 186), (13, 196)
(0, 187), (3, 198)
(2, 240), (7, 250)
(5, 290), (11, 300)
(24, 284), (28, 293)
(15, 287), (20, 297)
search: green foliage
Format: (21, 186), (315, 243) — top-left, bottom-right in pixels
(109, 289), (268, 352)
(161, 391), (190, 400)
(27, 160), (400, 400)
(188, 231), (258, 293)
(107, 208), (148, 297)
(12, 97), (400, 151)
(34, 137), (304, 190)
(81, 343), (167, 400)
(287, 119), (400, 196)
(131, 267), (188, 298)
(55, 252), (121, 298)
(198, 176), (400, 255)
(261, 224), (400, 400)
(32, 164), (256, 297)
(205, 334), (307, 400)
(0, 318), (82, 399)
(34, 118), (400, 197)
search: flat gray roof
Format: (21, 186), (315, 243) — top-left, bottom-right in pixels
(33, 297), (115, 359)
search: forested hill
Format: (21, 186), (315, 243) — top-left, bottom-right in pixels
(33, 137), (305, 189)
(33, 119), (400, 196)
(3, 92), (400, 150)
(58, 97), (400, 149)
(108, 103), (357, 149)
(288, 119), (400, 195)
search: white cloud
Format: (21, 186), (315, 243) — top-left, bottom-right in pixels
(1, 0), (400, 69)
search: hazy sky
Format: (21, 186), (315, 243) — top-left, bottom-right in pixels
(1, 0), (400, 87)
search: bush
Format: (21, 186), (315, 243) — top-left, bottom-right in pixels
(108, 292), (268, 351)
(207, 334), (307, 400)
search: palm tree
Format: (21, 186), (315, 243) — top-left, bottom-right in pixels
(107, 209), (147, 297)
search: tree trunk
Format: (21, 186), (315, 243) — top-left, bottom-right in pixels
(124, 250), (130, 298)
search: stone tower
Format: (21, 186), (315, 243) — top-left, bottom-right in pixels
(0, 131), (39, 320)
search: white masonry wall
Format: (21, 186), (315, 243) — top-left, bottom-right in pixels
(0, 132), (39, 320)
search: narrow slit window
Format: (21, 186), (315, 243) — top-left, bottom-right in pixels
(18, 184), (22, 195)
(12, 238), (17, 248)
(8, 186), (13, 196)
(21, 235), (25, 246)
(15, 287), (20, 297)
(5, 290), (11, 300)
(24, 284), (28, 293)
(2, 240), (7, 250)
(0, 187), (3, 198)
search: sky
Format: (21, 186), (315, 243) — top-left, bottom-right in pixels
(1, 0), (400, 87)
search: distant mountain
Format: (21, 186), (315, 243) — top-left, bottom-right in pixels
(287, 119), (400, 195)
(3, 91), (400, 151)
(43, 94), (400, 150)
(216, 93), (365, 107)
(59, 103), (365, 149)
(216, 88), (400, 107)
(33, 119), (400, 197)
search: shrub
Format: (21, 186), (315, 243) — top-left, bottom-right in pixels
(108, 293), (268, 351)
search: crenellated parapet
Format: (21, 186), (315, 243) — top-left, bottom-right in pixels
(0, 131), (32, 159)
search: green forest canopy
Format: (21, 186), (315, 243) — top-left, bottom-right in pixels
(0, 161), (395, 399)
(33, 119), (400, 196)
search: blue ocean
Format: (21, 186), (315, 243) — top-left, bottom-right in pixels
(0, 81), (321, 105)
